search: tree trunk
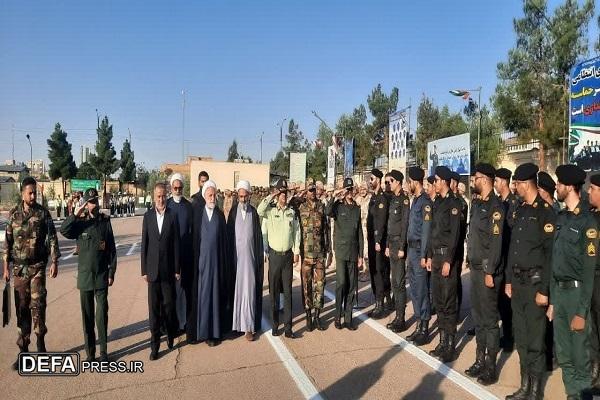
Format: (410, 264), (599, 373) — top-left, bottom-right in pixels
(538, 105), (546, 171)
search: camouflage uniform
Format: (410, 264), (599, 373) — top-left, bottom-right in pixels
(3, 201), (60, 349)
(298, 198), (329, 310)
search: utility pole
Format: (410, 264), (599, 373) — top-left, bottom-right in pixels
(11, 124), (15, 164)
(96, 109), (100, 129)
(277, 117), (287, 151)
(181, 89), (186, 163)
(260, 131), (264, 163)
(128, 128), (132, 144)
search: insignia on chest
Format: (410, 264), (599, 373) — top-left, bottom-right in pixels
(544, 223), (554, 233)
(403, 199), (409, 205)
(492, 211), (501, 221)
(424, 205), (431, 212)
(588, 242), (596, 257)
(587, 228), (598, 239)
(451, 208), (458, 215)
(379, 203), (384, 209)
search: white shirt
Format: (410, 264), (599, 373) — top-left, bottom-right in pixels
(240, 203), (247, 221)
(205, 205), (214, 221)
(156, 208), (165, 234)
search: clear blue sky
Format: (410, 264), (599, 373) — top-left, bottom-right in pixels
(0, 0), (596, 170)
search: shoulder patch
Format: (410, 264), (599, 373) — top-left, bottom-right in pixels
(587, 228), (598, 239)
(378, 203), (384, 209)
(492, 211), (501, 221)
(403, 199), (409, 205)
(543, 223), (554, 233)
(451, 208), (458, 215)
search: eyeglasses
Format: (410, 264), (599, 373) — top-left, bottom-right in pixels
(385, 181), (391, 185)
(172, 186), (183, 191)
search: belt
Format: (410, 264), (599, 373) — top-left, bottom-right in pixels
(556, 280), (581, 289)
(408, 240), (421, 249)
(269, 247), (292, 256)
(433, 247), (448, 256)
(12, 258), (46, 266)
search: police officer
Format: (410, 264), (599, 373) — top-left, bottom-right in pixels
(367, 168), (389, 319)
(298, 180), (329, 331)
(494, 167), (518, 352)
(587, 174), (600, 389)
(258, 179), (301, 338)
(548, 165), (598, 400)
(3, 177), (61, 370)
(505, 163), (556, 400)
(385, 170), (410, 332)
(60, 188), (117, 362)
(538, 171), (560, 212)
(450, 171), (468, 311)
(425, 166), (461, 363)
(405, 167), (432, 346)
(464, 163), (504, 385)
(326, 178), (363, 330)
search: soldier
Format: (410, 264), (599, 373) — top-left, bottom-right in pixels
(464, 163), (504, 385)
(425, 166), (461, 363)
(60, 188), (117, 362)
(3, 177), (60, 370)
(494, 167), (518, 352)
(548, 165), (598, 400)
(405, 167), (433, 346)
(367, 168), (390, 319)
(385, 170), (410, 332)
(505, 163), (555, 400)
(326, 178), (363, 330)
(538, 171), (560, 212)
(450, 171), (468, 312)
(298, 181), (329, 331)
(587, 174), (600, 389)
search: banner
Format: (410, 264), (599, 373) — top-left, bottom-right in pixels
(343, 138), (354, 178)
(327, 146), (336, 186)
(570, 55), (600, 171)
(289, 152), (307, 185)
(389, 110), (408, 173)
(70, 179), (100, 193)
(427, 133), (470, 177)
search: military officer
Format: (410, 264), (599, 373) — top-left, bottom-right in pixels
(385, 170), (410, 332)
(538, 171), (560, 212)
(425, 166), (461, 363)
(548, 165), (598, 400)
(326, 178), (363, 330)
(505, 163), (556, 400)
(367, 168), (390, 319)
(60, 188), (117, 362)
(405, 167), (433, 346)
(450, 171), (468, 311)
(587, 174), (600, 389)
(298, 180), (329, 331)
(3, 177), (61, 370)
(464, 163), (504, 385)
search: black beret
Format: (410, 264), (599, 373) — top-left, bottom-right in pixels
(343, 177), (354, 189)
(435, 166), (452, 181)
(450, 171), (461, 182)
(371, 168), (383, 179)
(556, 164), (586, 186)
(590, 173), (600, 187)
(537, 171), (556, 195)
(475, 163), (495, 179)
(408, 167), (425, 181)
(389, 169), (404, 182)
(427, 175), (435, 185)
(83, 188), (99, 202)
(495, 168), (512, 181)
(275, 179), (288, 190)
(513, 163), (539, 182)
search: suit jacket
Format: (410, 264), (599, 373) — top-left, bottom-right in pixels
(141, 207), (181, 282)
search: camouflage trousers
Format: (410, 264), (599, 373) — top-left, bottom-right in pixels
(13, 263), (48, 346)
(302, 257), (325, 310)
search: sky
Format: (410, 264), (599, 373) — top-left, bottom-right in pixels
(1, 0), (598, 171)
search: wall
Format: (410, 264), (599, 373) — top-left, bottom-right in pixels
(190, 160), (270, 194)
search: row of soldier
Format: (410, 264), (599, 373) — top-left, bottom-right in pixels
(108, 193), (136, 218)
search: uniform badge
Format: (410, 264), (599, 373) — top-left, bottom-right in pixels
(378, 203), (384, 209)
(403, 199), (409, 205)
(493, 224), (500, 235)
(424, 214), (430, 221)
(543, 223), (554, 233)
(424, 205), (431, 212)
(533, 202), (538, 208)
(588, 242), (596, 257)
(574, 207), (580, 215)
(492, 211), (501, 221)
(512, 211), (516, 220)
(587, 228), (598, 239)
(544, 202), (549, 208)
(451, 208), (458, 215)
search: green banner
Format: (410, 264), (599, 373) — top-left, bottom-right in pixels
(70, 179), (101, 193)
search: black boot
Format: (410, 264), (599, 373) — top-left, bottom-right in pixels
(334, 317), (343, 330)
(390, 310), (407, 333)
(314, 310), (325, 331)
(477, 352), (498, 386)
(36, 334), (46, 353)
(406, 320), (422, 342)
(12, 338), (30, 371)
(413, 320), (430, 346)
(465, 347), (486, 378)
(370, 300), (385, 320)
(305, 310), (314, 332)
(384, 293), (393, 312)
(529, 375), (543, 400)
(592, 360), (600, 388)
(439, 334), (456, 363)
(505, 372), (531, 400)
(429, 331), (446, 358)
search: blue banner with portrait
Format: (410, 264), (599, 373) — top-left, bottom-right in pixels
(344, 138), (354, 178)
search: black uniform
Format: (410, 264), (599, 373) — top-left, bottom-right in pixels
(386, 191), (410, 321)
(591, 209), (600, 387)
(498, 191), (519, 347)
(367, 189), (389, 302)
(455, 194), (468, 309)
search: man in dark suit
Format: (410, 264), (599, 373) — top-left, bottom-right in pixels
(191, 170), (209, 209)
(141, 182), (181, 360)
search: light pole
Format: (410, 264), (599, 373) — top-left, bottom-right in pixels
(450, 87), (482, 161)
(260, 131), (264, 164)
(25, 134), (32, 175)
(276, 117), (287, 151)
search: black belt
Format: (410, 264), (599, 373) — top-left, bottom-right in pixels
(556, 280), (581, 289)
(408, 240), (421, 249)
(433, 247), (448, 256)
(12, 258), (47, 266)
(269, 247), (292, 256)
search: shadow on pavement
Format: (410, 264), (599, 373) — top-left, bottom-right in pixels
(401, 371), (445, 400)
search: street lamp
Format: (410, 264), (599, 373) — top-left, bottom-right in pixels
(450, 87), (482, 161)
(276, 117), (287, 151)
(25, 134), (32, 175)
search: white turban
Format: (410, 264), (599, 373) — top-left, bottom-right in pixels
(202, 179), (217, 197)
(169, 173), (184, 186)
(236, 180), (252, 193)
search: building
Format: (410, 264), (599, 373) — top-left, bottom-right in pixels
(80, 146), (93, 166)
(190, 159), (270, 193)
(161, 156), (214, 177)
(0, 163), (29, 181)
(26, 159), (46, 177)
(497, 132), (561, 176)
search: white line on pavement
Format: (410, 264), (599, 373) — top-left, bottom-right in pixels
(126, 242), (139, 256)
(261, 316), (323, 400)
(63, 250), (77, 260)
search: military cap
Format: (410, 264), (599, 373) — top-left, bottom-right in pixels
(555, 164), (586, 186)
(389, 169), (404, 182)
(450, 171), (461, 182)
(427, 175), (435, 185)
(495, 168), (512, 181)
(408, 167), (425, 181)
(435, 166), (452, 181)
(513, 163), (539, 181)
(590, 173), (600, 187)
(371, 168), (383, 179)
(275, 178), (288, 190)
(343, 177), (354, 189)
(474, 163), (495, 179)
(83, 188), (99, 202)
(537, 171), (556, 195)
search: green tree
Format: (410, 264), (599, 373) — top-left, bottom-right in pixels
(119, 139), (136, 184)
(136, 165), (150, 195)
(89, 116), (119, 207)
(227, 139), (240, 162)
(47, 122), (78, 199)
(270, 119), (309, 177)
(366, 84), (399, 160)
(75, 161), (100, 180)
(307, 123), (330, 181)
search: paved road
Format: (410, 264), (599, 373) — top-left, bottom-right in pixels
(0, 216), (567, 400)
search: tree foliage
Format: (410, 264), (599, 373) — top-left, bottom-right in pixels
(47, 122), (77, 197)
(75, 161), (100, 180)
(119, 139), (136, 182)
(89, 116), (119, 205)
(227, 139), (240, 162)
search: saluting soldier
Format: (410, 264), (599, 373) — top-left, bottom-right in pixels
(464, 163), (504, 385)
(505, 163), (556, 400)
(587, 173), (600, 389)
(405, 167), (433, 346)
(325, 178), (363, 330)
(3, 177), (61, 370)
(548, 165), (598, 400)
(425, 166), (461, 363)
(385, 170), (410, 333)
(60, 188), (117, 362)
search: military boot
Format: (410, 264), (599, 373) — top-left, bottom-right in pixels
(529, 375), (544, 400)
(370, 300), (386, 320)
(305, 310), (314, 332)
(314, 310), (325, 331)
(465, 347), (486, 378)
(505, 372), (531, 400)
(439, 334), (456, 363)
(36, 334), (47, 353)
(413, 320), (430, 346)
(406, 320), (422, 342)
(477, 351), (498, 386)
(12, 337), (30, 371)
(384, 293), (394, 312)
(429, 331), (446, 358)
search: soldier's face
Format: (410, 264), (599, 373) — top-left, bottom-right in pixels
(588, 184), (600, 208)
(514, 180), (528, 198)
(316, 187), (324, 197)
(277, 191), (287, 205)
(22, 184), (36, 206)
(345, 189), (353, 202)
(307, 189), (316, 201)
(389, 178), (401, 193)
(434, 176), (444, 194)
(369, 175), (379, 190)
(555, 183), (569, 202)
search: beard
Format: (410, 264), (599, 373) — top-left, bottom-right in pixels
(172, 194), (182, 203)
(207, 201), (216, 209)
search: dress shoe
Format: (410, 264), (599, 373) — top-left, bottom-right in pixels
(334, 319), (343, 330)
(271, 328), (281, 336)
(245, 332), (255, 342)
(149, 351), (159, 361)
(346, 322), (357, 331)
(207, 339), (221, 347)
(99, 352), (109, 362)
(167, 337), (174, 349)
(284, 329), (297, 339)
